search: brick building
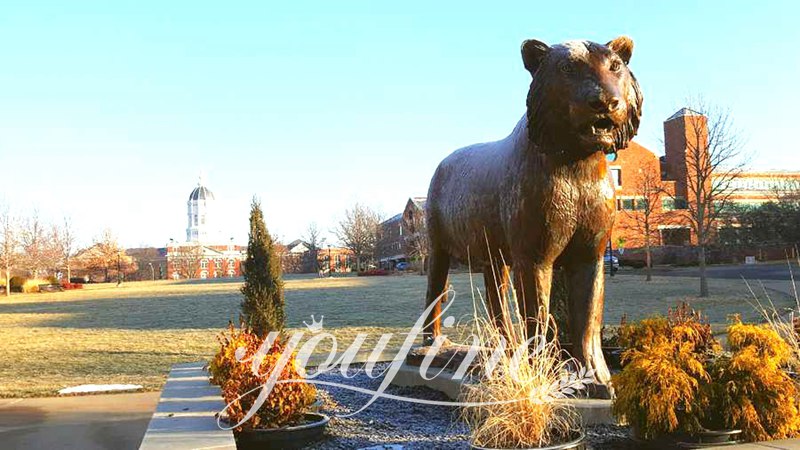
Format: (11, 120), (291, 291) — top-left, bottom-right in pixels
(281, 239), (354, 274)
(165, 181), (246, 279)
(376, 197), (426, 269)
(611, 108), (800, 250)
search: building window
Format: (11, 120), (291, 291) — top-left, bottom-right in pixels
(619, 198), (635, 210)
(194, 215), (198, 226)
(610, 168), (622, 188)
(201, 259), (208, 269)
(228, 259), (235, 267)
(617, 197), (648, 211)
(200, 270), (208, 279)
(662, 197), (687, 211)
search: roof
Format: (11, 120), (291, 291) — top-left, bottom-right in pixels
(665, 107), (704, 122)
(381, 213), (403, 226)
(286, 240), (310, 253)
(189, 185), (215, 201)
(286, 239), (306, 248)
(409, 197), (427, 210)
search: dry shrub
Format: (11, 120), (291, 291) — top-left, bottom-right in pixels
(705, 320), (800, 441)
(613, 326), (710, 438)
(617, 302), (719, 356)
(612, 303), (717, 439)
(21, 279), (50, 293)
(209, 323), (316, 431)
(460, 280), (582, 448)
(746, 256), (800, 371)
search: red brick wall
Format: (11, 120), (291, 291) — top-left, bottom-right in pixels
(610, 141), (691, 249)
(165, 244), (245, 279)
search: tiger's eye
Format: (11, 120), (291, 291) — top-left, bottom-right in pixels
(609, 60), (622, 72)
(560, 62), (574, 74)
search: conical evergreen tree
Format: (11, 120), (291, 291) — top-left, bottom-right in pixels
(241, 197), (284, 335)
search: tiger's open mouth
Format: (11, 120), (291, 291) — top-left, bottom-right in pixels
(591, 117), (615, 135)
(576, 116), (618, 153)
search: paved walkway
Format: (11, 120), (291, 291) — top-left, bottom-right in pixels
(4, 390), (800, 449)
(0, 392), (159, 450)
(711, 439), (800, 449)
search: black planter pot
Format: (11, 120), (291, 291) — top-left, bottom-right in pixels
(234, 413), (330, 450)
(677, 429), (742, 448)
(604, 347), (624, 369)
(631, 426), (742, 449)
(470, 432), (586, 450)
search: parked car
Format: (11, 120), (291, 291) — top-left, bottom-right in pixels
(395, 262), (410, 271)
(604, 254), (619, 274)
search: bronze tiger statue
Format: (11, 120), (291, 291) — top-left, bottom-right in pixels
(424, 36), (642, 396)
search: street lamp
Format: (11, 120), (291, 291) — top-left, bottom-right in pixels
(148, 262), (154, 281)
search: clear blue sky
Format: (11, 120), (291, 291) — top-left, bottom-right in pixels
(1, 1), (798, 248)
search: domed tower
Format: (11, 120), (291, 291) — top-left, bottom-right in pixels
(186, 180), (215, 242)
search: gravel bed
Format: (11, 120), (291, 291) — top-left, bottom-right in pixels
(308, 362), (469, 449)
(303, 362), (635, 449)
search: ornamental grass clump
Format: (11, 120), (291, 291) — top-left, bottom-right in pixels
(460, 280), (586, 449)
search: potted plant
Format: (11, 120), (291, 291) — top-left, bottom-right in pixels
(207, 199), (327, 449)
(700, 319), (800, 443)
(209, 323), (326, 450)
(614, 304), (800, 447)
(460, 284), (590, 450)
(611, 303), (744, 447)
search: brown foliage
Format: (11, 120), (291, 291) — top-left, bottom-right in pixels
(209, 323), (316, 431)
(704, 321), (800, 441)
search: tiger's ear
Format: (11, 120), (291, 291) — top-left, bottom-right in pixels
(606, 36), (634, 64)
(521, 39), (550, 74)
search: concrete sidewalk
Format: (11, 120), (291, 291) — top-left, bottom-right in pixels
(710, 439), (800, 449)
(0, 392), (159, 450)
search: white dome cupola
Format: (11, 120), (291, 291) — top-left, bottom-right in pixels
(186, 177), (215, 242)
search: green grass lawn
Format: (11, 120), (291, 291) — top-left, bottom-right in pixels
(0, 271), (792, 397)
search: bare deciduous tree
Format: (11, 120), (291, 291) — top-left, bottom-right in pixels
(172, 243), (204, 279)
(621, 166), (664, 281)
(59, 217), (77, 281)
(20, 211), (48, 278)
(0, 206), (19, 296)
(334, 203), (382, 271)
(76, 229), (136, 282)
(302, 222), (326, 275)
(670, 100), (747, 297)
(773, 178), (800, 205)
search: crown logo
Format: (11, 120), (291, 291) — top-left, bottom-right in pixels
(303, 314), (324, 333)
